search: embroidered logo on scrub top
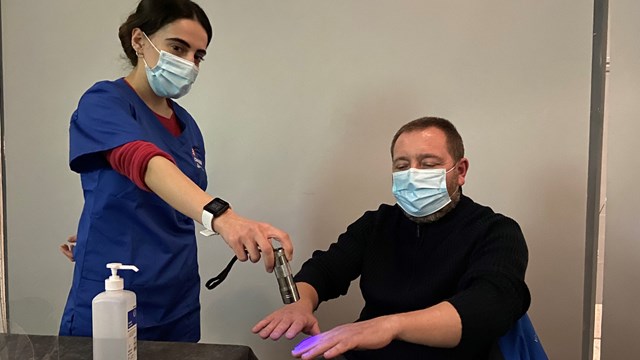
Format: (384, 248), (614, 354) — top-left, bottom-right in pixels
(192, 146), (204, 169)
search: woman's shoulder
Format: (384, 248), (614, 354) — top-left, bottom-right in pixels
(82, 78), (128, 95)
(77, 78), (135, 107)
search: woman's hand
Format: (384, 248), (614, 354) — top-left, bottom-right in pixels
(59, 235), (77, 262)
(213, 209), (293, 273)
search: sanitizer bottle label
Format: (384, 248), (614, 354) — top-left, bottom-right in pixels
(127, 307), (137, 360)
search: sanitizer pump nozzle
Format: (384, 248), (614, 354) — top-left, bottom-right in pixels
(105, 263), (139, 291)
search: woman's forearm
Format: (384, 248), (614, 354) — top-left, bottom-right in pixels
(144, 155), (212, 222)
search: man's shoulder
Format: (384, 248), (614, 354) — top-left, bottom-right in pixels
(350, 203), (401, 224)
(364, 203), (402, 217)
(459, 195), (521, 228)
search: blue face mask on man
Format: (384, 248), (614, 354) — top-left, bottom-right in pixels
(142, 32), (199, 99)
(392, 165), (456, 217)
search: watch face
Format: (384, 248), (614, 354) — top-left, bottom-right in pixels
(206, 198), (230, 217)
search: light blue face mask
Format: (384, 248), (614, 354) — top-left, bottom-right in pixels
(142, 32), (199, 99)
(392, 165), (455, 217)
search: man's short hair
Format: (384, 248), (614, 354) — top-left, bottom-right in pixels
(390, 116), (465, 161)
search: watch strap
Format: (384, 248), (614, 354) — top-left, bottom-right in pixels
(202, 210), (215, 233)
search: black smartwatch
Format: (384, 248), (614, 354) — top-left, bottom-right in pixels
(202, 198), (230, 232)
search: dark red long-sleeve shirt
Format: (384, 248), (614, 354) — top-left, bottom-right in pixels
(105, 105), (181, 191)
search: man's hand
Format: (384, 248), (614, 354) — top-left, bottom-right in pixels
(291, 301), (461, 359)
(59, 235), (77, 262)
(291, 316), (397, 359)
(212, 209), (293, 273)
(252, 299), (320, 340)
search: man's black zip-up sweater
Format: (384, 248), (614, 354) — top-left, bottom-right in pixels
(294, 195), (530, 359)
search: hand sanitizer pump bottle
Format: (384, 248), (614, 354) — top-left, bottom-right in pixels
(92, 263), (139, 360)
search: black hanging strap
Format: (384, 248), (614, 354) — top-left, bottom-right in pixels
(205, 255), (239, 290)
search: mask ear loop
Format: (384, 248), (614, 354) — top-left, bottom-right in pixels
(142, 32), (161, 53)
(447, 160), (462, 197)
(446, 160), (460, 174)
(205, 255), (239, 290)
(138, 32), (162, 69)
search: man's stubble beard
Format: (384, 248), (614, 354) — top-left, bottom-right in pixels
(405, 186), (462, 224)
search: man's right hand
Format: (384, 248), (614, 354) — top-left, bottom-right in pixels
(252, 287), (320, 340)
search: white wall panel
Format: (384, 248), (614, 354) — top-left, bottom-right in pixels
(601, 0), (640, 356)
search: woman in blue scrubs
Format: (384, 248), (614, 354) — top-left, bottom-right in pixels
(59, 0), (293, 342)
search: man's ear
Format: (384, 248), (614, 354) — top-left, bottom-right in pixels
(456, 158), (469, 186)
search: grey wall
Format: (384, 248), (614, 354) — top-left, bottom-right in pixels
(600, 0), (640, 357)
(2, 1), (596, 359)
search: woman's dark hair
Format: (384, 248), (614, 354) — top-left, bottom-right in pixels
(118, 0), (213, 66)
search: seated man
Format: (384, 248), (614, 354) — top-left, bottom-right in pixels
(252, 116), (530, 359)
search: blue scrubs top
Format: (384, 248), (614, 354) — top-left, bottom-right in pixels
(60, 78), (207, 342)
